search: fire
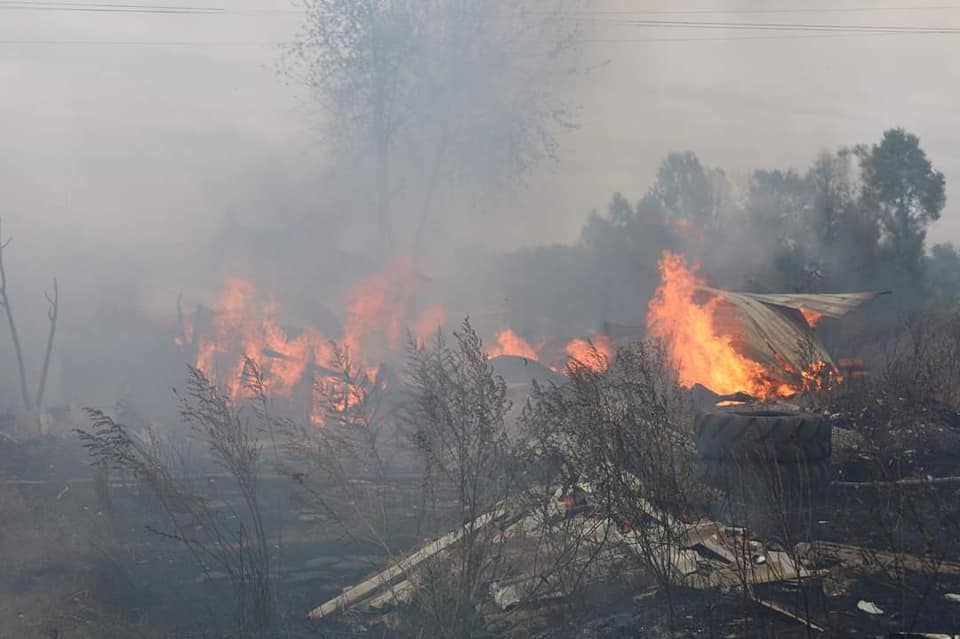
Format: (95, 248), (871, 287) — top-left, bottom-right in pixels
(799, 308), (823, 327)
(646, 251), (777, 398)
(182, 257), (445, 426)
(800, 359), (841, 393)
(193, 279), (335, 399)
(343, 256), (419, 361)
(192, 279), (333, 401)
(485, 328), (616, 373)
(565, 334), (613, 372)
(488, 328), (539, 360)
(411, 304), (446, 347)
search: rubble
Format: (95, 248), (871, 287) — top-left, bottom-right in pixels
(857, 600), (884, 615)
(307, 504), (511, 619)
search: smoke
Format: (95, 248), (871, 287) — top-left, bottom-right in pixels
(1, 0), (958, 414)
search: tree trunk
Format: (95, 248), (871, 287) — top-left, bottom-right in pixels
(0, 220), (32, 411)
(35, 278), (58, 408)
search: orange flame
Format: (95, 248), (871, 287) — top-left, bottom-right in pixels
(411, 304), (446, 347)
(183, 257), (445, 426)
(565, 334), (613, 372)
(343, 256), (420, 361)
(799, 308), (823, 327)
(646, 251), (778, 398)
(488, 328), (539, 360)
(193, 278), (336, 400)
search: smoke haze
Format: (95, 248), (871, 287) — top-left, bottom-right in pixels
(1, 0), (959, 409)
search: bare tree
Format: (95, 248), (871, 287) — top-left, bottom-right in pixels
(77, 363), (276, 635)
(0, 218), (60, 412)
(35, 278), (58, 408)
(286, 0), (584, 254)
(399, 319), (515, 637)
(0, 218), (31, 410)
(280, 342), (397, 554)
(520, 340), (708, 628)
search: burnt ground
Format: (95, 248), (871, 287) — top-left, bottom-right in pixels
(3, 416), (960, 638)
(0, 434), (423, 639)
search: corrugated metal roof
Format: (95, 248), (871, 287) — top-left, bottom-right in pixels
(696, 287), (887, 387)
(721, 290), (891, 319)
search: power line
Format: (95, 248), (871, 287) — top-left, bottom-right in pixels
(0, 1), (295, 13)
(613, 19), (960, 33)
(565, 4), (960, 15)
(0, 1), (293, 14)
(0, 0), (221, 8)
(4, 6), (960, 34)
(0, 38), (278, 45)
(584, 31), (940, 43)
(3, 1), (960, 17)
(1, 30), (956, 47)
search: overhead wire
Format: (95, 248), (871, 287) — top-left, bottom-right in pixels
(2, 30), (957, 47)
(2, 0), (960, 16)
(3, 1), (960, 45)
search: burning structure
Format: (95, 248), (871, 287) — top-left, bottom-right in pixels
(647, 251), (888, 401)
(172, 249), (887, 427)
(172, 255), (621, 427)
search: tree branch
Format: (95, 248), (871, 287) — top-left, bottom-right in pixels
(0, 217), (33, 411)
(35, 277), (58, 408)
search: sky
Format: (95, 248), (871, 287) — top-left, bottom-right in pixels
(1, 0), (960, 408)
(2, 0), (960, 295)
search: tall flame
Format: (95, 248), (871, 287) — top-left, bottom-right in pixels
(799, 308), (823, 327)
(194, 278), (335, 399)
(343, 256), (419, 361)
(411, 304), (446, 347)
(184, 257), (445, 426)
(646, 251), (775, 397)
(488, 328), (539, 360)
(565, 334), (613, 373)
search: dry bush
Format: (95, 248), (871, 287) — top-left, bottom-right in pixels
(76, 363), (275, 636)
(881, 311), (960, 408)
(395, 318), (516, 639)
(826, 310), (960, 476)
(278, 321), (515, 638)
(278, 343), (398, 554)
(519, 339), (708, 627)
(818, 311), (960, 634)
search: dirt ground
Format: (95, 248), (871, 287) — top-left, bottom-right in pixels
(4, 421), (960, 638)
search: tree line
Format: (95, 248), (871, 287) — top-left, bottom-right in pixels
(498, 128), (953, 342)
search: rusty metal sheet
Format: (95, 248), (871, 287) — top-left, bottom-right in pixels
(722, 290), (890, 319)
(692, 287), (888, 386)
(715, 292), (830, 385)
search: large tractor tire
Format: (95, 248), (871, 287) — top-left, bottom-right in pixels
(694, 409), (831, 465)
(696, 456), (832, 496)
(695, 409), (833, 534)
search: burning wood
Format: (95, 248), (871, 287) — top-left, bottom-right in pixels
(647, 250), (886, 400)
(488, 328), (539, 360)
(486, 328), (613, 373)
(176, 258), (444, 424)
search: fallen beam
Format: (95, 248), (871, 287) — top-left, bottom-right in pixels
(750, 588), (825, 633)
(307, 505), (508, 619)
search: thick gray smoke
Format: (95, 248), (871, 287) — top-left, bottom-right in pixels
(0, 0), (958, 414)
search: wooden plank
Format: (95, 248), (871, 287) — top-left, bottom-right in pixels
(307, 505), (508, 619)
(750, 588), (825, 633)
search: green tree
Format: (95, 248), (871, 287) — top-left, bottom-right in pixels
(649, 151), (722, 229)
(807, 149), (881, 290)
(857, 128), (946, 278)
(927, 243), (960, 302)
